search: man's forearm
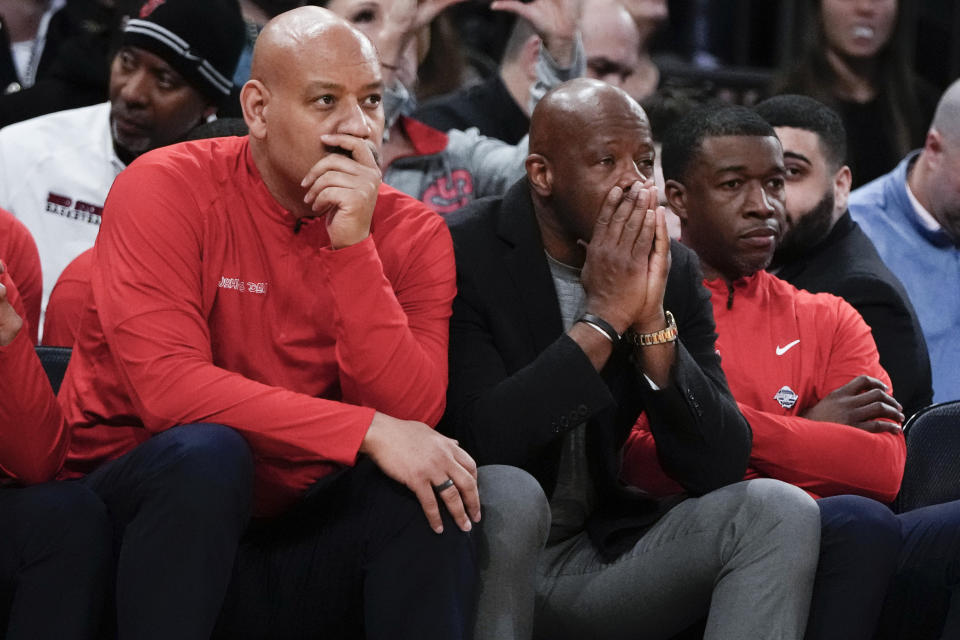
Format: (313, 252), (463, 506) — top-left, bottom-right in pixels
(327, 222), (455, 426)
(744, 403), (906, 502)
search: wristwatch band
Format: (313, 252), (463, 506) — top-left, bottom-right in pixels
(626, 311), (678, 347)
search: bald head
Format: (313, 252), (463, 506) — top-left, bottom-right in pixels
(250, 6), (379, 86)
(241, 4), (385, 221)
(530, 78), (649, 161)
(526, 78), (655, 265)
(931, 78), (960, 147)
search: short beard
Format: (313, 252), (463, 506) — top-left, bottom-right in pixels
(771, 190), (835, 269)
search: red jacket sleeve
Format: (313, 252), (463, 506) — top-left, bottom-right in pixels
(0, 269), (68, 484)
(329, 204), (455, 427)
(741, 403), (904, 502)
(620, 413), (686, 497)
(0, 208), (41, 344)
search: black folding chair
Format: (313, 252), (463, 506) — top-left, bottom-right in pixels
(34, 346), (72, 395)
(882, 401), (960, 640)
(894, 400), (960, 513)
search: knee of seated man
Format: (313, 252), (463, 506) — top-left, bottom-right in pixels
(738, 478), (822, 537)
(477, 465), (550, 554)
(146, 423), (254, 505)
(818, 494), (901, 557)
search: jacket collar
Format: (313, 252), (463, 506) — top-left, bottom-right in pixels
(774, 210), (855, 282)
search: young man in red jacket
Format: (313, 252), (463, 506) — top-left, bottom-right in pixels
(0, 262), (110, 638)
(626, 104), (960, 640)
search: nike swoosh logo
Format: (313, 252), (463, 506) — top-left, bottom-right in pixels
(776, 339), (800, 356)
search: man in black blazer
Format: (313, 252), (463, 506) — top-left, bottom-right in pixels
(757, 95), (933, 419)
(443, 78), (822, 640)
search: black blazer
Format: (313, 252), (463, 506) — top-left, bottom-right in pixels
(776, 212), (933, 419)
(442, 179), (751, 558)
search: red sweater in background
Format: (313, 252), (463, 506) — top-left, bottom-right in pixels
(0, 268), (66, 484)
(54, 136), (455, 515)
(0, 207), (42, 344)
(42, 248), (93, 347)
(623, 270), (906, 503)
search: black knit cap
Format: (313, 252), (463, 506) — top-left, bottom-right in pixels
(120, 0), (245, 103)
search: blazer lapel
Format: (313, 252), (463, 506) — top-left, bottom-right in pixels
(496, 180), (566, 354)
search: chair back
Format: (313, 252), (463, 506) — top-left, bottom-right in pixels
(895, 400), (960, 513)
(34, 346), (72, 395)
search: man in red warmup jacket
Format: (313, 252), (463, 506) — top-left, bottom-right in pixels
(0, 262), (110, 638)
(6, 6), (481, 639)
(624, 104), (960, 640)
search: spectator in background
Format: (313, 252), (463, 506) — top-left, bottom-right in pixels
(580, 0), (641, 97)
(323, 0), (583, 212)
(617, 0), (666, 101)
(756, 94), (933, 419)
(415, 17), (540, 144)
(775, 0), (939, 188)
(416, 0), (661, 142)
(0, 0), (244, 330)
(0, 261), (111, 639)
(850, 78), (960, 404)
(0, 0), (141, 128)
(641, 88), (700, 238)
(0, 208), (41, 344)
(0, 0), (66, 94)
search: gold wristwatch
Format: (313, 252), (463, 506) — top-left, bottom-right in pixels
(626, 311), (678, 347)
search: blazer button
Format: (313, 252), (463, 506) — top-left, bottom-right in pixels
(578, 404), (589, 417)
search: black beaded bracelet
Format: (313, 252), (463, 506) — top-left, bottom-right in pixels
(578, 313), (621, 347)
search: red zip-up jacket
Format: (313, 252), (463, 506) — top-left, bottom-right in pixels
(623, 270), (906, 503)
(49, 136), (455, 515)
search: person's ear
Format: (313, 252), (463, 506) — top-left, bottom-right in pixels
(664, 179), (688, 224)
(526, 153), (553, 197)
(521, 35), (541, 81)
(925, 128), (944, 167)
(241, 80), (269, 139)
(834, 165), (852, 214)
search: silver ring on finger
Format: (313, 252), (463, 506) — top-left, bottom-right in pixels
(432, 478), (455, 494)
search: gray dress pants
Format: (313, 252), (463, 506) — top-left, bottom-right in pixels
(475, 467), (820, 640)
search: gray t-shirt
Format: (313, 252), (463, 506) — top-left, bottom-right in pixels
(545, 253), (598, 543)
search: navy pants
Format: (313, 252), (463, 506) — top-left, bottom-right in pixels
(875, 500), (960, 640)
(806, 495), (901, 640)
(800, 495), (960, 640)
(0, 481), (111, 639)
(214, 457), (477, 640)
(83, 423), (476, 640)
